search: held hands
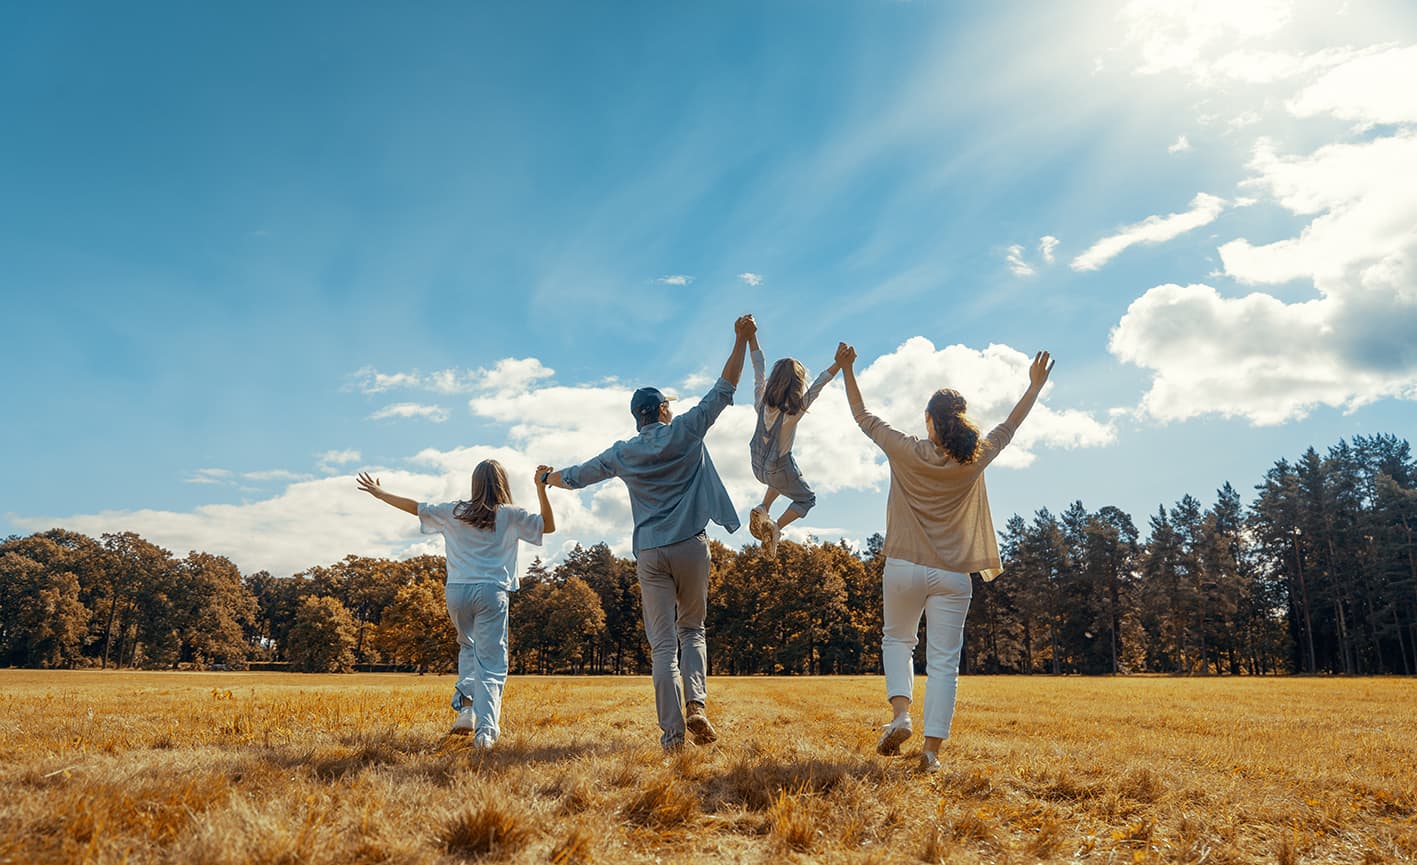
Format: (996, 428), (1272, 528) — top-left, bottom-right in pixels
(734, 314), (757, 341)
(355, 472), (385, 499)
(1029, 351), (1055, 390)
(535, 465), (554, 488)
(834, 341), (857, 370)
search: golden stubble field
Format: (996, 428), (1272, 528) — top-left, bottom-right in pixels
(1, 672), (1413, 865)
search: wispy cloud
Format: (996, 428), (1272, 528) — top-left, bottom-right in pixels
(1072, 193), (1227, 271)
(369, 402), (451, 423)
(737, 272), (764, 287)
(655, 274), (694, 286)
(242, 469), (312, 483)
(1005, 244), (1035, 277)
(349, 359), (554, 396)
(1168, 135), (1192, 153)
(1039, 236), (1059, 264)
(317, 449), (362, 475)
(184, 468), (233, 485)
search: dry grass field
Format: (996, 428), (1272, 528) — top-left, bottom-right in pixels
(1, 671), (1413, 865)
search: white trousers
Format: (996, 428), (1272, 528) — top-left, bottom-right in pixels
(445, 581), (510, 740)
(881, 557), (972, 740)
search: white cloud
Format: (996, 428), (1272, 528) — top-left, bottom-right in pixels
(1219, 133), (1417, 287)
(1039, 236), (1059, 264)
(316, 449), (362, 475)
(1288, 44), (1417, 126)
(349, 358), (555, 396)
(1071, 193), (1227, 271)
(348, 368), (421, 394)
(242, 469), (312, 483)
(1005, 244), (1035, 277)
(1168, 135), (1192, 153)
(1122, 0), (1293, 79)
(656, 275), (694, 286)
(737, 272), (764, 287)
(368, 403), (451, 423)
(184, 468), (232, 485)
(1109, 280), (1417, 424)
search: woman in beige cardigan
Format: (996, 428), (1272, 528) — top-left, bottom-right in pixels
(837, 342), (1053, 773)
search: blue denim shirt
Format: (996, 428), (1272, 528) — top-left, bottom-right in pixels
(560, 376), (741, 556)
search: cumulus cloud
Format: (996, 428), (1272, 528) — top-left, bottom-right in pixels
(1287, 44), (1417, 126)
(1071, 193), (1227, 271)
(368, 403), (451, 423)
(1219, 133), (1417, 287)
(655, 275), (694, 286)
(1005, 244), (1035, 276)
(737, 272), (764, 286)
(1168, 135), (1192, 153)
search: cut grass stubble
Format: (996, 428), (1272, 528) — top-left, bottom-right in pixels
(1, 671), (1414, 864)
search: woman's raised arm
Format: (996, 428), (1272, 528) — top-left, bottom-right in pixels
(1003, 351), (1054, 431)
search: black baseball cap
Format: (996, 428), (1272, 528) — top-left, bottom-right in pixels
(630, 387), (676, 424)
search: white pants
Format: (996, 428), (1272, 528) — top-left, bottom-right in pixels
(881, 557), (972, 740)
(445, 581), (510, 741)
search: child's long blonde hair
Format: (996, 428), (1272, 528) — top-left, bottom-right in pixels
(452, 459), (514, 530)
(764, 358), (808, 416)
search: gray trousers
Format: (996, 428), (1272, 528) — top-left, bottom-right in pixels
(637, 531), (711, 748)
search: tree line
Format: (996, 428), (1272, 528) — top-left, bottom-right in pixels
(2, 434), (1413, 675)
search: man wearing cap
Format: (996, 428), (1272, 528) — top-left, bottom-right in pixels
(541, 314), (753, 751)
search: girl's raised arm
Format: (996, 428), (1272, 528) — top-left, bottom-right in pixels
(534, 465), (556, 535)
(836, 342), (864, 415)
(356, 472), (418, 516)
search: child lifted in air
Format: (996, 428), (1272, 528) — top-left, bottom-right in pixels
(746, 327), (843, 556)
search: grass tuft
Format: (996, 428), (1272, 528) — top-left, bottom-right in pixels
(622, 772), (701, 828)
(440, 793), (533, 860)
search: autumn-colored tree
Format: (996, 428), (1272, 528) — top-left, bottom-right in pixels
(286, 595), (358, 672)
(0, 549), (88, 667)
(375, 580), (457, 673)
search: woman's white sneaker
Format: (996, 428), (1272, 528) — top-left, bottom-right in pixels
(451, 707), (477, 735)
(919, 751), (941, 774)
(876, 716), (912, 755)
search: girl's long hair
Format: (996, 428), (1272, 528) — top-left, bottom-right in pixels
(764, 358), (809, 415)
(453, 459), (514, 530)
(926, 388), (981, 464)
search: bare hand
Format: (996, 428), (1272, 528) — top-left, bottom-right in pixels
(356, 472), (384, 498)
(835, 341), (857, 368)
(735, 314), (756, 340)
(535, 465), (553, 487)
(1029, 351), (1054, 389)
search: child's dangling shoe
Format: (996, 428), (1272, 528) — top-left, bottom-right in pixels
(748, 505), (769, 542)
(765, 520), (781, 557)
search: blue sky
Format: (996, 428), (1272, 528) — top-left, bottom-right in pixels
(4, 1), (1416, 575)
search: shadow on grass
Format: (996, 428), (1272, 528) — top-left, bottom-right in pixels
(698, 752), (893, 812)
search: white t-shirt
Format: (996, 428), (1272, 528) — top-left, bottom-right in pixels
(417, 502), (543, 590)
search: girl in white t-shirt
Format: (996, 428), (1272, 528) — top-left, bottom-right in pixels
(357, 459), (555, 747)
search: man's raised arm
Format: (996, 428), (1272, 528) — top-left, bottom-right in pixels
(721, 314), (755, 388)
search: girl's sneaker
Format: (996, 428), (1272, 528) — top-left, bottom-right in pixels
(765, 521), (781, 557)
(473, 730), (495, 751)
(451, 707), (477, 735)
(748, 506), (769, 542)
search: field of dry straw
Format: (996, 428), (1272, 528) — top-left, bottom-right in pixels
(1, 671), (1413, 864)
